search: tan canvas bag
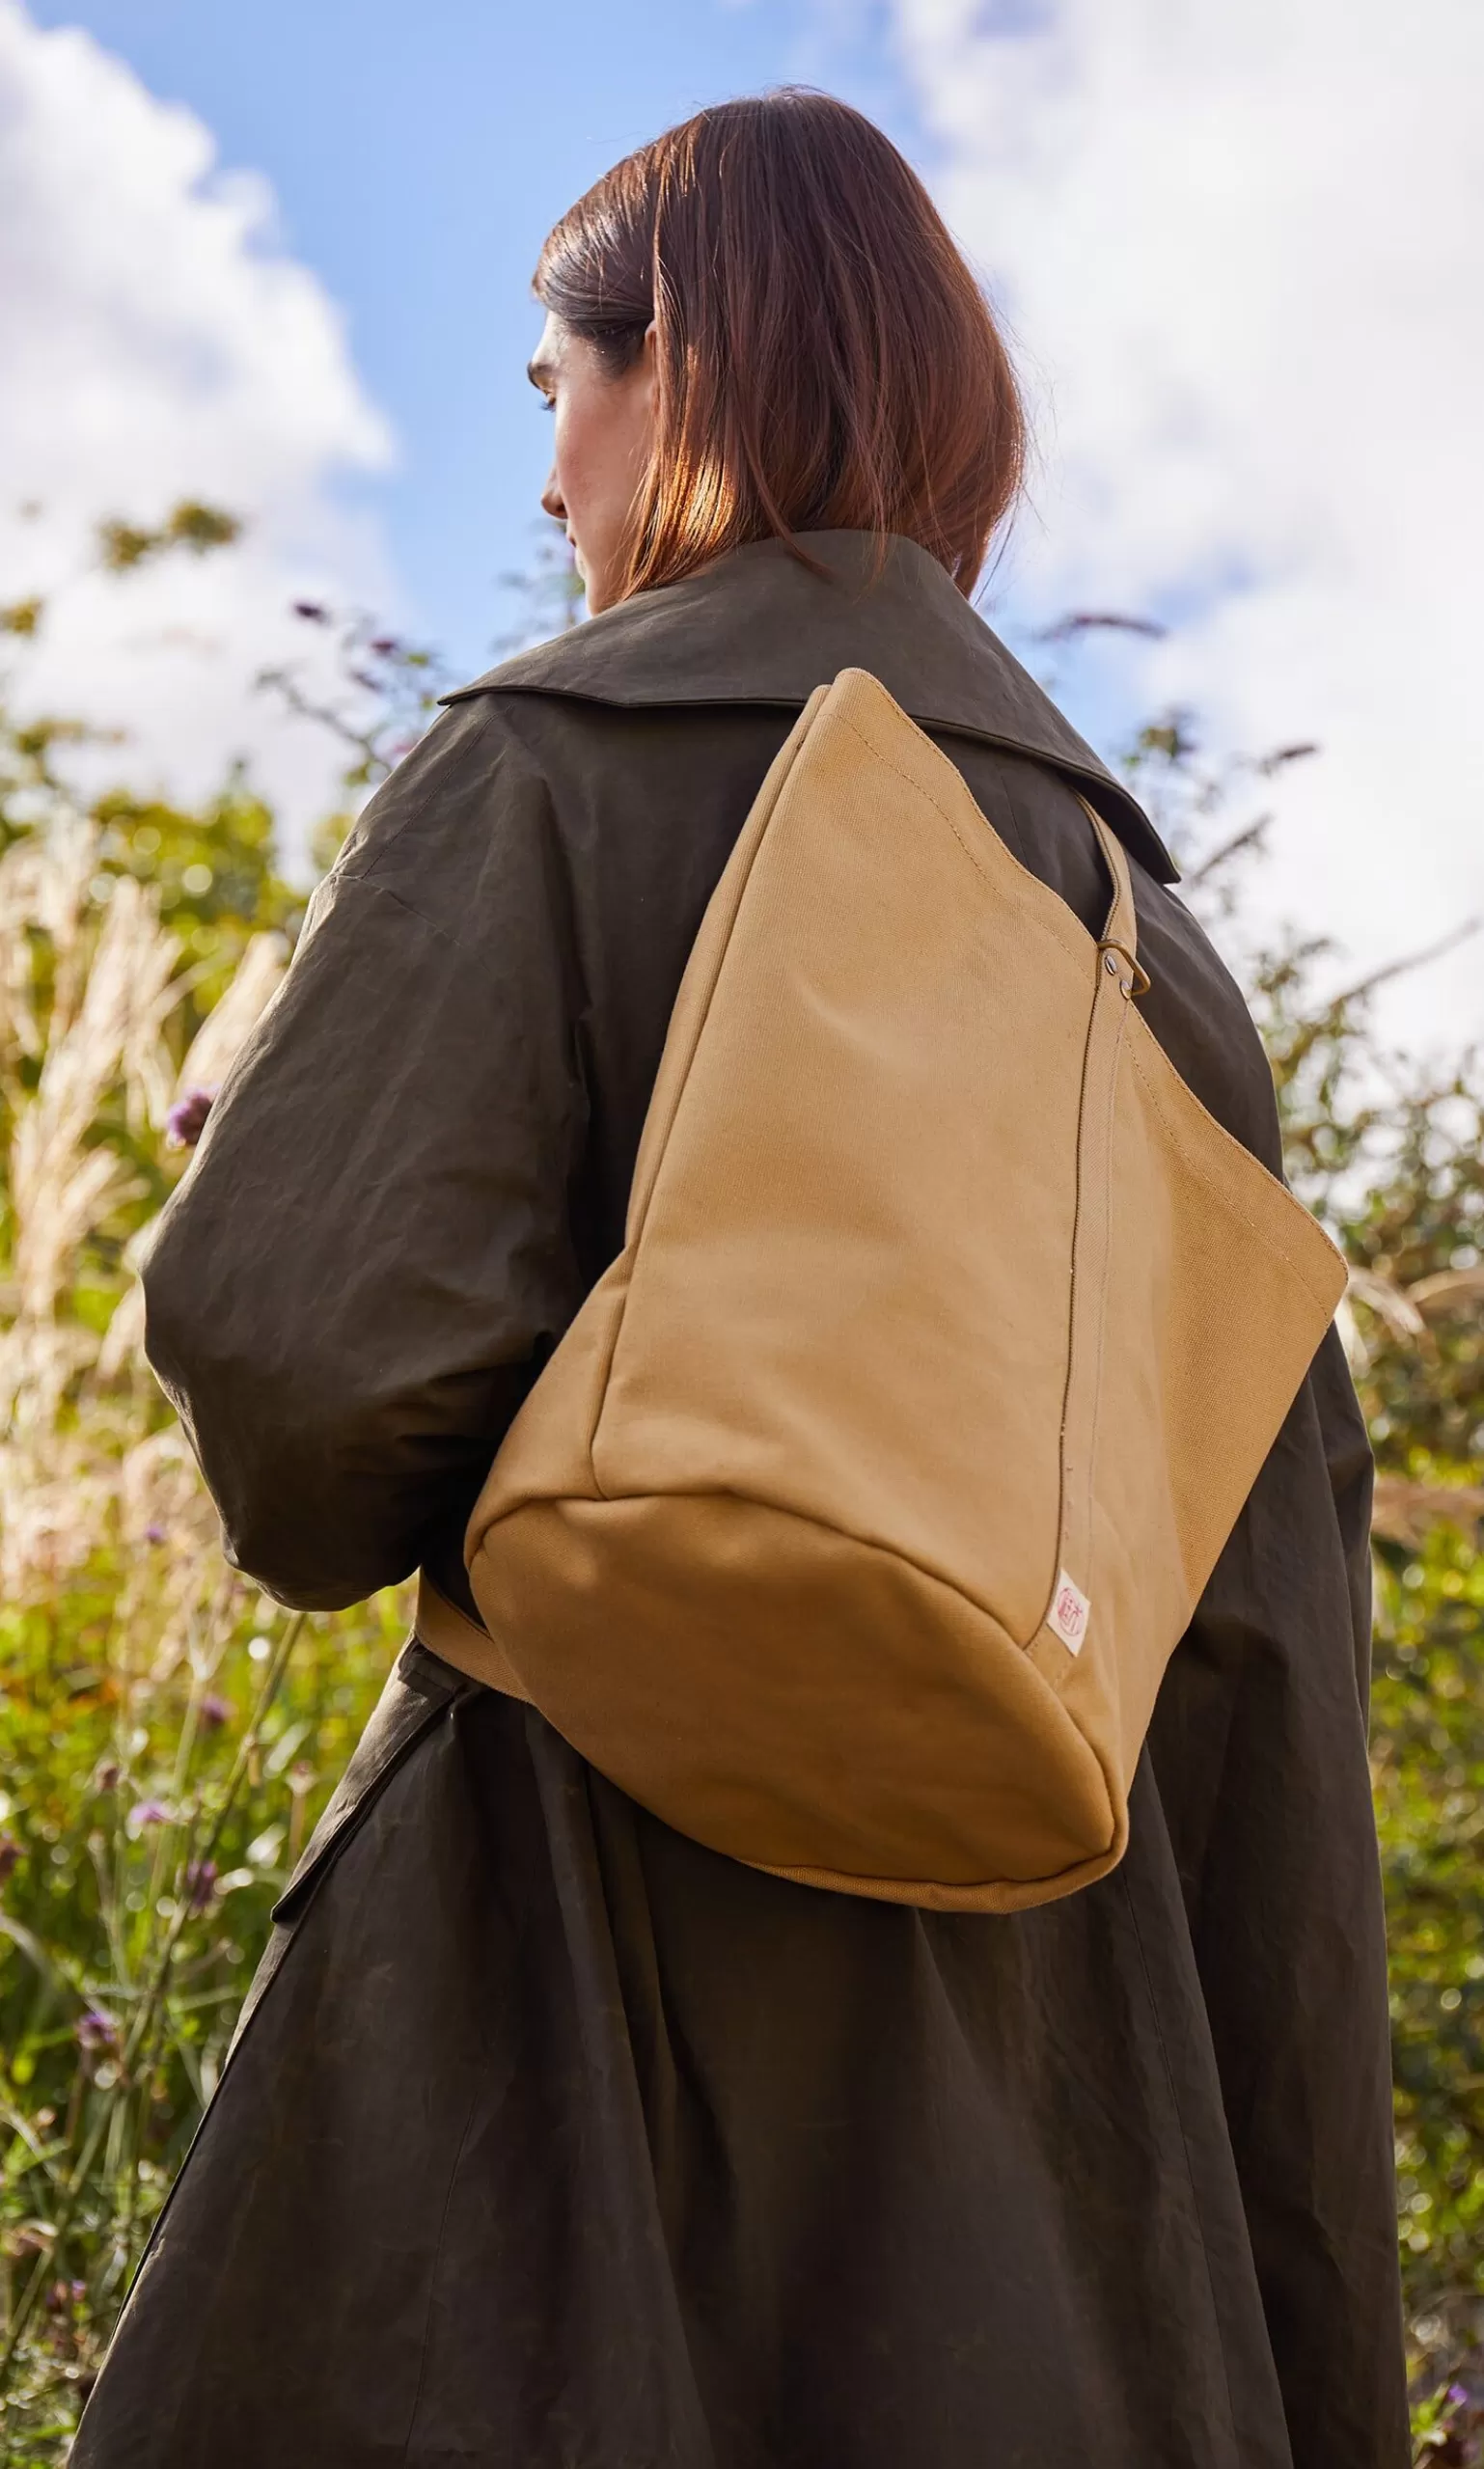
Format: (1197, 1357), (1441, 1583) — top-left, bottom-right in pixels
(422, 668), (1346, 1911)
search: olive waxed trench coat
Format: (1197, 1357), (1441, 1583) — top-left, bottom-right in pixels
(75, 533), (1409, 2468)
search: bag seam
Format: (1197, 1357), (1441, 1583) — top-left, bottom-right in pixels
(1079, 990), (1128, 1605)
(837, 686), (1137, 1663)
(486, 1484), (1120, 1899)
(832, 700), (1093, 977)
(487, 1481), (1093, 1733)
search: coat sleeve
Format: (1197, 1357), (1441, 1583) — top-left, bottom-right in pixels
(142, 697), (590, 1611)
(1147, 1323), (1409, 2463)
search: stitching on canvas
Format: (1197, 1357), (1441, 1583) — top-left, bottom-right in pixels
(1083, 993), (1127, 1579)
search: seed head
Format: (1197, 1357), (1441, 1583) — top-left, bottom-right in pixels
(75, 2006), (119, 2055)
(165, 1085), (218, 1149)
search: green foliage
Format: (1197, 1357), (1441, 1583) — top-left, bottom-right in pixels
(0, 539), (399, 2441)
(95, 504), (243, 575)
(0, 1583), (403, 2448)
(90, 775), (306, 1020)
(1349, 1088), (1484, 2373)
(0, 502), (452, 2450)
(1379, 1517), (1484, 2318)
(0, 710), (111, 854)
(1129, 703), (1484, 2415)
(1414, 2375), (1484, 2462)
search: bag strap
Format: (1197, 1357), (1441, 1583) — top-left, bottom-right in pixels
(414, 1570), (530, 1701)
(1082, 800), (1150, 999)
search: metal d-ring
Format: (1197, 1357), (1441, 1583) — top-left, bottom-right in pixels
(1098, 940), (1152, 1000)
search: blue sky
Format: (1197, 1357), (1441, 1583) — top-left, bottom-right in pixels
(23, 0), (926, 677)
(7, 0), (1483, 1049)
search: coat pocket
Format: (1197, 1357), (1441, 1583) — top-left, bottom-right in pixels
(224, 1641), (474, 2064)
(269, 1638), (474, 1929)
(135, 1644), (480, 2292)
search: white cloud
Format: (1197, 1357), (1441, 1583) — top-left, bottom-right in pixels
(0, 0), (395, 851)
(886, 0), (1484, 1053)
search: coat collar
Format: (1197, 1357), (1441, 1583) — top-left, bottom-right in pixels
(444, 532), (1176, 884)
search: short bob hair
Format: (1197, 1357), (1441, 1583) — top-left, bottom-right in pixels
(535, 91), (1026, 605)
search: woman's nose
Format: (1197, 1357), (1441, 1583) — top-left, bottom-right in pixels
(540, 467), (565, 522)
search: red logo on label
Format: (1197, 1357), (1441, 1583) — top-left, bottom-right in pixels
(1056, 1585), (1085, 1637)
(1049, 1571), (1091, 1654)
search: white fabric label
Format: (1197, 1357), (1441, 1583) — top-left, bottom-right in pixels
(1048, 1570), (1090, 1655)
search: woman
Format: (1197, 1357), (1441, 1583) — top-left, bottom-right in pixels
(76, 92), (1408, 2469)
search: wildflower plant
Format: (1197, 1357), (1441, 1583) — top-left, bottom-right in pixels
(0, 526), (407, 2452)
(0, 812), (406, 2444)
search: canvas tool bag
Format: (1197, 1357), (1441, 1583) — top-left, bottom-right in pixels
(418, 667), (1345, 1911)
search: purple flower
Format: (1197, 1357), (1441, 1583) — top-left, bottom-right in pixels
(126, 1798), (170, 1832)
(75, 2006), (119, 2055)
(1448, 2382), (1470, 2407)
(0, 1835), (21, 1886)
(166, 1085), (218, 1149)
(183, 1857), (218, 1913)
(198, 1691), (234, 1732)
(292, 599), (328, 622)
(144, 1523), (166, 1546)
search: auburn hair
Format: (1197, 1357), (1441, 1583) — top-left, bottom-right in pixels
(535, 91), (1026, 603)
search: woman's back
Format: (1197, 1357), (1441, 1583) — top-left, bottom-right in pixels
(76, 90), (1407, 2469)
(78, 533), (1406, 2469)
